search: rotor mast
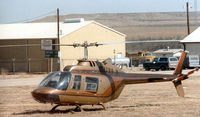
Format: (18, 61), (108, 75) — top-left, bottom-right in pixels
(72, 41), (99, 60)
(83, 41), (89, 60)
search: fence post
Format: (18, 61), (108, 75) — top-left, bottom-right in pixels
(28, 58), (31, 73)
(47, 58), (49, 73)
(50, 58), (53, 72)
(12, 57), (16, 73)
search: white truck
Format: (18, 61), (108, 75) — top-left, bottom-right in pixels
(189, 55), (200, 68)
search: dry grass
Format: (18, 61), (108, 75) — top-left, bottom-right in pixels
(0, 74), (200, 117)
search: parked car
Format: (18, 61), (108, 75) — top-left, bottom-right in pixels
(143, 57), (178, 71)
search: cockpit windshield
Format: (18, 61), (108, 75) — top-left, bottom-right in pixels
(37, 71), (72, 91)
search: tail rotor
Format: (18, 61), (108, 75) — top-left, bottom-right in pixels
(172, 68), (199, 97)
(172, 51), (199, 97)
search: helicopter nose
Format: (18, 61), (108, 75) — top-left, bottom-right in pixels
(31, 89), (60, 103)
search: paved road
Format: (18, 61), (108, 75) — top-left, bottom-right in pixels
(0, 70), (199, 87)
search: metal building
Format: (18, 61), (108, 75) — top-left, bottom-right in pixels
(153, 49), (184, 57)
(181, 27), (200, 57)
(0, 19), (126, 73)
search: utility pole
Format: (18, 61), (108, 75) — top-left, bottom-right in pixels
(57, 8), (60, 71)
(57, 8), (60, 49)
(194, 0), (198, 26)
(186, 2), (190, 35)
(183, 2), (191, 51)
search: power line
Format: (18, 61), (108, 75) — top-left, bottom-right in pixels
(0, 40), (181, 48)
(5, 9), (56, 24)
(194, 0), (197, 11)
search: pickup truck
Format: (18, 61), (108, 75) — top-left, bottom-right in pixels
(143, 57), (178, 71)
(177, 55), (200, 69)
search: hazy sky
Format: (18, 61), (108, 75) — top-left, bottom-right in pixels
(0, 0), (199, 23)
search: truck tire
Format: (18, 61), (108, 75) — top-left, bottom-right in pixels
(145, 66), (150, 71)
(155, 68), (159, 71)
(161, 66), (166, 71)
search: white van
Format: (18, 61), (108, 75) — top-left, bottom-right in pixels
(189, 55), (200, 68)
(168, 57), (178, 69)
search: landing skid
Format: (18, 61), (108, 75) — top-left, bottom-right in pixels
(50, 104), (62, 112)
(74, 105), (83, 112)
(98, 103), (106, 110)
(50, 103), (106, 113)
(50, 104), (83, 113)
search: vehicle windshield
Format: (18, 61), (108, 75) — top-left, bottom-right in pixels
(153, 58), (158, 62)
(144, 53), (152, 56)
(37, 71), (71, 91)
(169, 57), (178, 61)
(190, 57), (198, 61)
(159, 58), (168, 62)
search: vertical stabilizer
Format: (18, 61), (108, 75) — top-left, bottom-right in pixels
(173, 80), (184, 97)
(173, 51), (187, 75)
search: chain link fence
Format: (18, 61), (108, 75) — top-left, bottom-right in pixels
(0, 58), (59, 74)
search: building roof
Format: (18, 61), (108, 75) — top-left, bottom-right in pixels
(181, 26), (200, 43)
(0, 20), (125, 40)
(0, 22), (57, 39)
(153, 49), (183, 54)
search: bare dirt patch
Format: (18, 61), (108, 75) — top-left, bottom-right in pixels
(0, 73), (47, 79)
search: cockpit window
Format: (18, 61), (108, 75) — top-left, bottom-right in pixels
(85, 77), (98, 92)
(37, 71), (71, 91)
(72, 75), (81, 90)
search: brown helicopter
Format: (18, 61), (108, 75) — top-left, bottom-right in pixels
(31, 41), (199, 112)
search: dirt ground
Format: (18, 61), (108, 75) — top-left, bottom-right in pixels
(0, 70), (200, 117)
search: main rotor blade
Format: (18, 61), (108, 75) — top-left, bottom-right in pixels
(0, 40), (180, 48)
(97, 40), (180, 45)
(53, 44), (78, 47)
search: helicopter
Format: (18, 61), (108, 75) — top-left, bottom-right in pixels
(30, 41), (199, 112)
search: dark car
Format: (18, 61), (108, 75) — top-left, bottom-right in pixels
(143, 57), (178, 71)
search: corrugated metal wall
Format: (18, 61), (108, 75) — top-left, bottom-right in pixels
(0, 39), (59, 73)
